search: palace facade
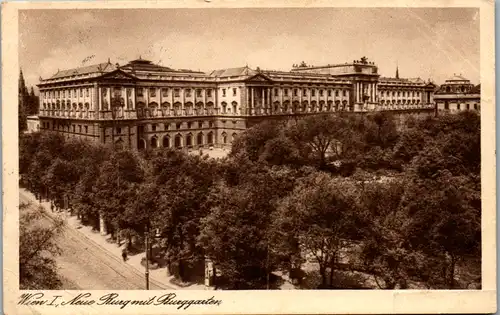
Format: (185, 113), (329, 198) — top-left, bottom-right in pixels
(37, 57), (437, 150)
(434, 74), (481, 113)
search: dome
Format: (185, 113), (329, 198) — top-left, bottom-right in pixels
(445, 74), (470, 83)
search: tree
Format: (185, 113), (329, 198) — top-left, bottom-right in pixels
(402, 169), (481, 288)
(272, 171), (360, 288)
(229, 120), (284, 161)
(19, 202), (64, 289)
(199, 165), (301, 289)
(93, 149), (144, 236)
(286, 114), (349, 168)
(150, 150), (220, 282)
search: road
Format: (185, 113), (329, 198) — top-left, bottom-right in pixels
(20, 191), (168, 290)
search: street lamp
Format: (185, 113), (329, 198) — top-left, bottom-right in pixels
(145, 228), (161, 290)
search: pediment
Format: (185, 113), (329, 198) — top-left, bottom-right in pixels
(100, 69), (137, 80)
(245, 73), (273, 83)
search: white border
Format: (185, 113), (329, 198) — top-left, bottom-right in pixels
(2, 1), (496, 314)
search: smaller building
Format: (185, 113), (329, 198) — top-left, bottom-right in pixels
(26, 115), (40, 133)
(434, 75), (480, 113)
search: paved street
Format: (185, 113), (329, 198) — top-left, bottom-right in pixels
(20, 191), (168, 290)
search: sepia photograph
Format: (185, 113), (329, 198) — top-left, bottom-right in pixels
(3, 0), (496, 314)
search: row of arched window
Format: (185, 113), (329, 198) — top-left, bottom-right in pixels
(380, 90), (421, 97)
(264, 100), (349, 113)
(137, 132), (237, 150)
(136, 101), (239, 117)
(379, 99), (422, 105)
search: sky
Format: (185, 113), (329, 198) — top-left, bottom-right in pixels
(19, 8), (480, 91)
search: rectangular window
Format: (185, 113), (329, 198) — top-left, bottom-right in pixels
(162, 88), (169, 97)
(222, 89), (226, 97)
(80, 88), (83, 97)
(176, 123), (181, 129)
(187, 122), (192, 128)
(86, 88), (89, 97)
(185, 89), (191, 97)
(198, 121), (203, 128)
(343, 90), (347, 97)
(207, 89), (212, 97)
(116, 127), (121, 134)
(150, 88), (156, 97)
(274, 89), (279, 96)
(165, 123), (170, 130)
(320, 89), (324, 97)
(152, 124), (157, 132)
(328, 90), (332, 97)
(294, 89), (298, 96)
(284, 89), (289, 96)
(127, 88), (132, 97)
(303, 89), (307, 96)
(78, 125), (82, 133)
(74, 89), (77, 97)
(196, 89), (202, 97)
(311, 89), (316, 97)
(85, 126), (88, 133)
(233, 88), (237, 96)
(137, 88), (143, 97)
(72, 125), (75, 132)
(174, 89), (180, 97)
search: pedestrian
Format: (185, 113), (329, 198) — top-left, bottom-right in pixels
(122, 248), (128, 262)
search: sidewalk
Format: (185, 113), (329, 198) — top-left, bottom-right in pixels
(21, 189), (205, 290)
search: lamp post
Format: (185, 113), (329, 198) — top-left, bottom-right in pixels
(145, 227), (161, 290)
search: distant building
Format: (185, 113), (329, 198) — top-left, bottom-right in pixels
(434, 74), (480, 113)
(36, 57), (436, 150)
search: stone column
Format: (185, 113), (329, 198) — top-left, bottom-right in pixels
(99, 212), (107, 236)
(131, 87), (136, 110)
(93, 82), (99, 113)
(308, 88), (311, 110)
(181, 88), (185, 113)
(280, 88), (284, 112)
(203, 88), (207, 115)
(106, 87), (111, 112)
(268, 88), (271, 114)
(251, 87), (255, 115)
(299, 87), (303, 112)
(98, 87), (102, 111)
(261, 87), (265, 113)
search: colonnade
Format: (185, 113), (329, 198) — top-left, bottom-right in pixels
(355, 81), (377, 103)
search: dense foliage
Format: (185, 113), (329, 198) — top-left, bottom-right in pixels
(19, 111), (481, 289)
(19, 203), (64, 289)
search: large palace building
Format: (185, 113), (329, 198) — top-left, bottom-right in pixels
(37, 56), (437, 150)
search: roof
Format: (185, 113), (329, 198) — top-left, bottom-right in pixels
(49, 62), (117, 79)
(209, 66), (256, 77)
(446, 75), (469, 82)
